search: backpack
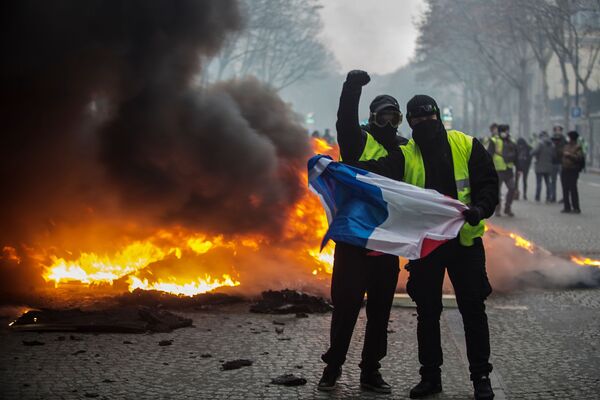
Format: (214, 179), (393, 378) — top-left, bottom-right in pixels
(502, 140), (518, 165)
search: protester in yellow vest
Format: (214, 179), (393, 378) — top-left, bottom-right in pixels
(486, 124), (517, 216)
(319, 70), (407, 394)
(345, 94), (498, 400)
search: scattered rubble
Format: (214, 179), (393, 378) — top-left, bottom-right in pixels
(295, 312), (309, 318)
(250, 289), (332, 314)
(270, 374), (307, 386)
(10, 307), (192, 333)
(158, 340), (173, 346)
(72, 350), (86, 355)
(221, 359), (253, 370)
(275, 327), (284, 334)
(22, 340), (44, 346)
(200, 353), (212, 358)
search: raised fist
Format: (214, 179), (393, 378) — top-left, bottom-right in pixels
(346, 70), (370, 87)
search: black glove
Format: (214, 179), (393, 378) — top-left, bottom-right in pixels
(346, 70), (370, 87)
(462, 206), (483, 226)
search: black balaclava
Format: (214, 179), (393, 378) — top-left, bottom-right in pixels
(406, 94), (444, 148)
(368, 94), (401, 147)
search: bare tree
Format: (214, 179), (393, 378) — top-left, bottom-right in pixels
(205, 0), (331, 91)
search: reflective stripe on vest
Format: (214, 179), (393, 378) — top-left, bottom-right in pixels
(339, 131), (390, 162)
(400, 130), (485, 247)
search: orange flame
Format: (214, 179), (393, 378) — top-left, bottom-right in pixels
(508, 232), (535, 254)
(570, 255), (600, 268)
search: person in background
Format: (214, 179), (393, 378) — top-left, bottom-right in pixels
(549, 126), (566, 203)
(486, 124), (517, 216)
(560, 130), (585, 214)
(487, 123), (498, 142)
(323, 128), (335, 145)
(515, 137), (532, 200)
(532, 131), (553, 202)
(311, 130), (321, 139)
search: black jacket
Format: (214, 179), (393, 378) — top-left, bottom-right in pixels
(336, 81), (407, 162)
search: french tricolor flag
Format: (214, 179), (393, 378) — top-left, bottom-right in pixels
(308, 155), (468, 260)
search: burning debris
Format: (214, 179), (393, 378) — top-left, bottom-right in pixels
(116, 289), (243, 309)
(250, 290), (333, 314)
(483, 225), (600, 291)
(10, 307), (192, 333)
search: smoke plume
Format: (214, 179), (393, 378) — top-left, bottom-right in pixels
(0, 0), (312, 301)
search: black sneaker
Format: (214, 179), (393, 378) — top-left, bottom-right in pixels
(573, 209), (581, 214)
(409, 379), (442, 398)
(473, 375), (495, 400)
(317, 366), (341, 391)
(360, 371), (391, 393)
(504, 209), (514, 217)
(561, 208), (572, 213)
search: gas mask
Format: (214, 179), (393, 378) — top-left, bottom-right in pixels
(369, 109), (401, 145)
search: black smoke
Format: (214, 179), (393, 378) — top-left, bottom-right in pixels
(0, 0), (312, 301)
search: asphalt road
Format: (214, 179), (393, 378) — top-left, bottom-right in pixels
(0, 171), (599, 399)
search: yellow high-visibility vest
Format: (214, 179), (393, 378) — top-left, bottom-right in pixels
(339, 131), (391, 161)
(400, 130), (485, 246)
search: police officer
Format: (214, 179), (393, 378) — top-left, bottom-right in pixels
(347, 94), (498, 400)
(318, 70), (407, 393)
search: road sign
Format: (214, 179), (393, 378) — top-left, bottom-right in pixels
(571, 106), (582, 118)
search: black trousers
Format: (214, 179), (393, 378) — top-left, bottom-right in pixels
(535, 172), (550, 201)
(516, 167), (530, 199)
(406, 238), (493, 381)
(322, 243), (399, 372)
(561, 168), (580, 211)
(496, 169), (515, 212)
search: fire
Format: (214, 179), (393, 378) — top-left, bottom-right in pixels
(508, 232), (535, 254)
(129, 274), (240, 296)
(27, 137), (340, 297)
(570, 255), (600, 268)
(312, 138), (333, 153)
